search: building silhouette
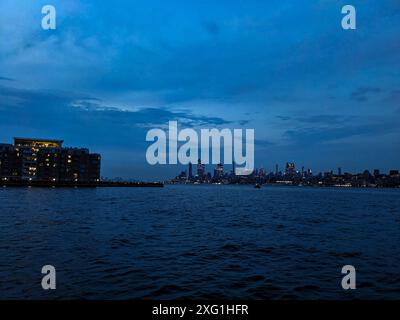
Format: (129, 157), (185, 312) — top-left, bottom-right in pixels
(0, 138), (101, 182)
(217, 163), (223, 176)
(197, 159), (205, 178)
(188, 162), (193, 180)
(285, 162), (295, 176)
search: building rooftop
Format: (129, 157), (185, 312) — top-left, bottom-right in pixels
(14, 137), (64, 148)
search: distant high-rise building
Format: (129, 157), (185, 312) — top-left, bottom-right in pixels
(285, 162), (295, 175)
(389, 170), (399, 176)
(188, 162), (193, 179)
(217, 163), (223, 177)
(197, 159), (205, 177)
(363, 170), (371, 180)
(338, 167), (342, 176)
(275, 164), (279, 176)
(373, 169), (380, 177)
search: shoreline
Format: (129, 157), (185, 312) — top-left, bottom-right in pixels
(166, 182), (400, 189)
(1, 181), (164, 188)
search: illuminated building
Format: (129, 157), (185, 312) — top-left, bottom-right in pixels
(197, 159), (205, 177)
(0, 138), (101, 182)
(37, 147), (61, 182)
(59, 148), (101, 182)
(217, 163), (223, 176)
(285, 162), (295, 175)
(390, 170), (399, 176)
(14, 138), (63, 181)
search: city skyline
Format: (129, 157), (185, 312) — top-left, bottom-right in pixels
(174, 158), (400, 178)
(1, 134), (399, 182)
(171, 159), (400, 188)
(0, 0), (399, 180)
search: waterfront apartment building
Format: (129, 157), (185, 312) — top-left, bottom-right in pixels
(0, 143), (17, 178)
(0, 138), (101, 182)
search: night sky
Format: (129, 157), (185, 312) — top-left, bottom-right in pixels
(0, 0), (399, 180)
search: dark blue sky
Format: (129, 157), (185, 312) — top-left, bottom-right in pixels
(0, 0), (399, 180)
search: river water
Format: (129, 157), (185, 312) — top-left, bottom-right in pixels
(0, 185), (399, 299)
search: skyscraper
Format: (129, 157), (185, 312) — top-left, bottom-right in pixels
(197, 159), (205, 177)
(285, 162), (295, 175)
(188, 162), (193, 180)
(217, 163), (223, 177)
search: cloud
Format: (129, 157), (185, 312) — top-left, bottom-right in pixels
(238, 120), (250, 126)
(382, 89), (400, 106)
(0, 76), (14, 81)
(284, 120), (400, 145)
(276, 115), (291, 121)
(0, 84), (232, 148)
(351, 87), (382, 102)
(203, 21), (221, 35)
(276, 114), (358, 125)
(295, 115), (345, 124)
(254, 139), (275, 148)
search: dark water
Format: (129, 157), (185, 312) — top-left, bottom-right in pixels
(0, 185), (399, 300)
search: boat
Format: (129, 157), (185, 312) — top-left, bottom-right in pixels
(254, 183), (261, 189)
